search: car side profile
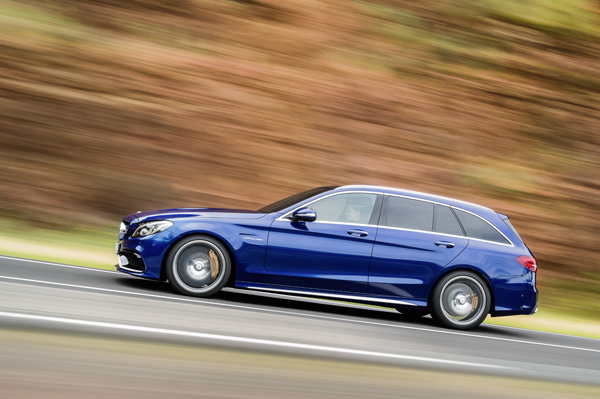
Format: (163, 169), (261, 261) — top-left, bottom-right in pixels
(115, 185), (538, 330)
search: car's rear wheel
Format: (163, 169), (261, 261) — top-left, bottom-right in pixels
(430, 271), (490, 330)
(166, 235), (231, 297)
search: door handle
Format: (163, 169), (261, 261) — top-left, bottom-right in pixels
(347, 229), (368, 237)
(435, 241), (455, 248)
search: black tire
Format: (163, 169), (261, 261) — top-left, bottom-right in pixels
(395, 307), (429, 319)
(165, 235), (232, 297)
(429, 271), (491, 330)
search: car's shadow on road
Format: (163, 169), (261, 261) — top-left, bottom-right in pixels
(114, 275), (525, 337)
(116, 276), (172, 294)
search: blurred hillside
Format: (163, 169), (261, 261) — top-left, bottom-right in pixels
(0, 0), (599, 316)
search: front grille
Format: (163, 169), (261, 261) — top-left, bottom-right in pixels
(118, 251), (146, 272)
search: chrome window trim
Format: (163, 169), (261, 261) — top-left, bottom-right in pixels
(247, 286), (417, 306)
(274, 219), (374, 228)
(449, 206), (514, 247)
(376, 225), (513, 247)
(275, 190), (514, 247)
(275, 190), (383, 222)
(384, 192), (458, 208)
(341, 185), (493, 212)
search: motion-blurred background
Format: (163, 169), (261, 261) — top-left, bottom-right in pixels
(0, 0), (599, 322)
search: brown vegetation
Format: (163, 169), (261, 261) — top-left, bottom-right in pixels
(0, 0), (599, 315)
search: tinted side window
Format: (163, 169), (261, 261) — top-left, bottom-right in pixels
(454, 209), (509, 244)
(434, 205), (464, 236)
(386, 197), (433, 232)
(310, 193), (378, 224)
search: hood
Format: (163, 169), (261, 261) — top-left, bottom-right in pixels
(123, 208), (267, 223)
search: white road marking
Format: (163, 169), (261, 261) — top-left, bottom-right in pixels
(0, 255), (119, 274)
(0, 310), (509, 369)
(1, 274), (599, 354)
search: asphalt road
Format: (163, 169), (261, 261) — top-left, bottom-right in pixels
(0, 255), (599, 387)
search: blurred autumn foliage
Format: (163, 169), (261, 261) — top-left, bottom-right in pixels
(0, 0), (599, 315)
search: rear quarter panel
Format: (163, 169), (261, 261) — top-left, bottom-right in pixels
(437, 239), (536, 315)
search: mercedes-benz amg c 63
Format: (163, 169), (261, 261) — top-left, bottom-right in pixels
(115, 185), (538, 330)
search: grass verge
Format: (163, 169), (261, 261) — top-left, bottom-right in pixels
(0, 219), (116, 270)
(484, 309), (600, 339)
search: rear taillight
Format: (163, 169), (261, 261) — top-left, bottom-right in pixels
(516, 255), (537, 273)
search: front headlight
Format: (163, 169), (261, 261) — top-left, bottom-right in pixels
(119, 222), (127, 235)
(132, 220), (174, 237)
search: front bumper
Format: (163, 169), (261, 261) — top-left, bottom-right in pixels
(115, 229), (178, 279)
(117, 251), (146, 273)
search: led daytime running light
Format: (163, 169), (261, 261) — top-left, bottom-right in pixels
(133, 221), (173, 237)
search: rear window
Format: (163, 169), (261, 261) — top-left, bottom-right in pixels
(386, 197), (434, 232)
(454, 209), (510, 244)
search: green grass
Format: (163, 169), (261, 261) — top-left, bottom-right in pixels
(485, 309), (600, 339)
(0, 218), (117, 270)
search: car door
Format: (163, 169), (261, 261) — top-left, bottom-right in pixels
(368, 196), (469, 299)
(264, 192), (382, 293)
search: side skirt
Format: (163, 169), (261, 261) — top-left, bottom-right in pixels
(234, 281), (427, 308)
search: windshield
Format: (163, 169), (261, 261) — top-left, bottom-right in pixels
(257, 186), (339, 213)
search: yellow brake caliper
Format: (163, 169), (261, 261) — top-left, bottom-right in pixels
(209, 249), (220, 281)
(470, 294), (479, 312)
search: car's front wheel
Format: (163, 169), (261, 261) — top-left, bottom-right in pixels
(430, 271), (491, 330)
(166, 235), (231, 297)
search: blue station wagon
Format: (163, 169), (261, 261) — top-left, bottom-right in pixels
(116, 185), (538, 330)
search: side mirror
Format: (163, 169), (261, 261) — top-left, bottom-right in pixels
(292, 207), (316, 222)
